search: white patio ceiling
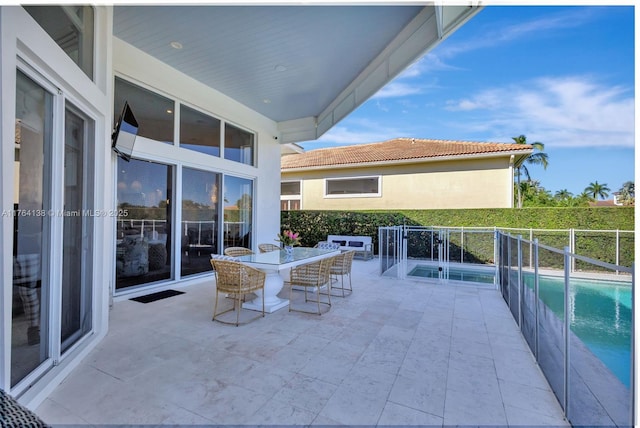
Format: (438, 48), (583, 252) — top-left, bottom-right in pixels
(113, 4), (481, 144)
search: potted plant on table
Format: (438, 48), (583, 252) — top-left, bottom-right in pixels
(276, 230), (301, 256)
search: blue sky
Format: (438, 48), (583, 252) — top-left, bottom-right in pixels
(298, 5), (635, 197)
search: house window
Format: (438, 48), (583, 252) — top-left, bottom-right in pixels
(114, 77), (174, 144)
(281, 181), (300, 196)
(281, 200), (300, 211)
(180, 105), (221, 157)
(24, 6), (94, 80)
(325, 176), (381, 197)
(281, 181), (301, 210)
(224, 123), (254, 166)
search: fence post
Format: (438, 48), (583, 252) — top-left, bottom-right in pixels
(494, 229), (499, 290)
(460, 226), (464, 263)
(570, 229), (575, 273)
(616, 229), (620, 275)
(517, 235), (523, 328)
(529, 228), (533, 269)
(563, 246), (571, 419)
(632, 261), (637, 427)
(534, 238), (539, 359)
(507, 234), (512, 311)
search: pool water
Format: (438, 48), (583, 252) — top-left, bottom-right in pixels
(408, 265), (495, 284)
(524, 274), (632, 388)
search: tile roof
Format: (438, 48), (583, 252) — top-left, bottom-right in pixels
(281, 137), (533, 170)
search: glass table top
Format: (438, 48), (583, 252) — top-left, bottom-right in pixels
(236, 247), (338, 267)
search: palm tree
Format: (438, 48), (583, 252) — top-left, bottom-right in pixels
(512, 135), (549, 208)
(554, 189), (573, 200)
(584, 181), (611, 200)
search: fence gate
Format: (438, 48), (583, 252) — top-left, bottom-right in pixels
(378, 226), (405, 277)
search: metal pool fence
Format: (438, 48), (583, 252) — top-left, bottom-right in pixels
(379, 226), (633, 278)
(378, 225), (636, 425)
(498, 232), (635, 427)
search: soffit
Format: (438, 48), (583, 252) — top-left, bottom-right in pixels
(112, 4), (481, 143)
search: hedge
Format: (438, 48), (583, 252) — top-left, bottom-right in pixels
(281, 207), (634, 266)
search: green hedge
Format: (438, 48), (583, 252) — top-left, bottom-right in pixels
(281, 207), (634, 266)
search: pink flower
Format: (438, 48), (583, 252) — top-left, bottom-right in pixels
(276, 230), (301, 246)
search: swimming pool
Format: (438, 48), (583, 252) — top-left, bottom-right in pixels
(524, 274), (632, 388)
(408, 264), (495, 284)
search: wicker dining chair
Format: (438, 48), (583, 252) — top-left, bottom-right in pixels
(330, 250), (355, 297)
(210, 258), (266, 326)
(224, 247), (254, 257)
(288, 256), (337, 315)
(258, 243), (281, 253)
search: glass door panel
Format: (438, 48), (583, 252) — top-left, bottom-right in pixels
(223, 176), (253, 250)
(11, 70), (53, 387)
(181, 168), (220, 276)
(60, 105), (93, 353)
(116, 158), (173, 290)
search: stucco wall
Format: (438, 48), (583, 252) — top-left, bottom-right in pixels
(282, 156), (514, 210)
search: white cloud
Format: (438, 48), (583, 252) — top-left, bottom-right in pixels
(438, 7), (596, 59)
(373, 82), (424, 99)
(304, 119), (408, 148)
(443, 76), (634, 148)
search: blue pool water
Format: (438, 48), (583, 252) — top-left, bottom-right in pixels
(408, 265), (495, 284)
(524, 274), (632, 388)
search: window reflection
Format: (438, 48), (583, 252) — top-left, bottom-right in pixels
(116, 158), (173, 289)
(224, 123), (254, 166)
(180, 105), (220, 157)
(224, 176), (253, 250)
(114, 77), (174, 144)
(24, 6), (94, 80)
(181, 168), (220, 276)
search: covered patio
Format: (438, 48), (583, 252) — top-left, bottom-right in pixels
(36, 259), (567, 426)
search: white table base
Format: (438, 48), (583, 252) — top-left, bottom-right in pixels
(243, 270), (288, 313)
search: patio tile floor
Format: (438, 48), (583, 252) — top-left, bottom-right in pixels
(36, 258), (569, 426)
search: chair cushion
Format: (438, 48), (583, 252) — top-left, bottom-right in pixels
(210, 254), (239, 262)
(317, 242), (340, 250)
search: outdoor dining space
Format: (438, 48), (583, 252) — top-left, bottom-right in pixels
(35, 256), (568, 426)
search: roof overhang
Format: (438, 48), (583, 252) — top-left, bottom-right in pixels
(112, 4), (482, 144)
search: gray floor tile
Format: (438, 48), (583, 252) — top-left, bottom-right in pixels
(377, 401), (444, 426)
(34, 259), (567, 427)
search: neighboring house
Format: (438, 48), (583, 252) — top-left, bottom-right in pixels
(281, 138), (533, 210)
(589, 192), (625, 207)
(1, 4), (480, 407)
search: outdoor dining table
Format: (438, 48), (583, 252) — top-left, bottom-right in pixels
(235, 246), (339, 313)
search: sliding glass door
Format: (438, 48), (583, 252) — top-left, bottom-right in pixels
(60, 105), (94, 353)
(11, 68), (96, 389)
(11, 70), (53, 387)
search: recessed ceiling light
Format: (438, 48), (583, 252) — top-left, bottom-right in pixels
(166, 109), (173, 114)
(170, 41), (183, 50)
(274, 64), (287, 72)
(263, 99), (271, 104)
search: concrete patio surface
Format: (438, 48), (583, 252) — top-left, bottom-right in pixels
(36, 258), (569, 426)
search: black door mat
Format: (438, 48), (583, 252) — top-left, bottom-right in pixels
(130, 289), (184, 303)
